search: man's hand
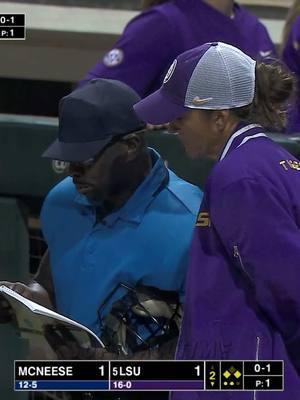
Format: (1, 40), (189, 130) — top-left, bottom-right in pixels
(44, 324), (131, 360)
(0, 292), (14, 323)
(0, 280), (54, 323)
(44, 325), (109, 360)
(44, 323), (177, 361)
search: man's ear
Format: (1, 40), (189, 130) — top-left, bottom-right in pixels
(122, 133), (143, 161)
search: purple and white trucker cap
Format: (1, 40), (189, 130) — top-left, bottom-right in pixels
(134, 42), (256, 125)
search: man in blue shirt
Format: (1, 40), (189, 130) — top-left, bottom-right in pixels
(0, 79), (202, 360)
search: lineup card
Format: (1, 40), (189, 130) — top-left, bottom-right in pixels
(0, 14), (25, 40)
(15, 360), (284, 392)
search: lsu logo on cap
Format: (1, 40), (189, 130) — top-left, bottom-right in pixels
(163, 59), (177, 84)
(103, 48), (124, 67)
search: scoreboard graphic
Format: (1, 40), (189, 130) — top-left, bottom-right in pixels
(0, 14), (25, 40)
(15, 360), (284, 392)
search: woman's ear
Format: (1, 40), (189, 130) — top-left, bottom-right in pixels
(213, 110), (231, 132)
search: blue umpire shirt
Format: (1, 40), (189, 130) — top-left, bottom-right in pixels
(41, 149), (202, 336)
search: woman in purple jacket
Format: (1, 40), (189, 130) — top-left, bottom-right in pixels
(282, 0), (300, 133)
(79, 0), (276, 98)
(134, 42), (300, 399)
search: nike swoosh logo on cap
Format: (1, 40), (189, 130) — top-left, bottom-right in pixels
(192, 96), (213, 105)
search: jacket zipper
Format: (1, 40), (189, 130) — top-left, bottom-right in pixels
(233, 245), (253, 282)
(253, 336), (261, 400)
(255, 336), (261, 360)
(234, 246), (258, 399)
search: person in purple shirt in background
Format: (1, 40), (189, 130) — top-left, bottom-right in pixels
(134, 42), (300, 398)
(282, 0), (300, 133)
(79, 0), (276, 98)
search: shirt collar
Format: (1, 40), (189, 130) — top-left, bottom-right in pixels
(75, 148), (169, 227)
(219, 123), (267, 161)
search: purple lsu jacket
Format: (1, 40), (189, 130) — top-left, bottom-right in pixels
(171, 124), (300, 400)
(282, 15), (300, 134)
(79, 0), (276, 97)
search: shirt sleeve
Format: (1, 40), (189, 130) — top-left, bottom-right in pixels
(255, 22), (277, 60)
(210, 177), (300, 373)
(282, 16), (300, 76)
(78, 9), (176, 97)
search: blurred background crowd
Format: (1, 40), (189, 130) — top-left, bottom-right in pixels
(0, 0), (298, 120)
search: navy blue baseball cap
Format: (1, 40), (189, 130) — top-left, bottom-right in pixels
(42, 79), (146, 162)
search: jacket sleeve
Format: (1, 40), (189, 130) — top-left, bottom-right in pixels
(255, 21), (277, 60)
(78, 9), (176, 97)
(210, 177), (300, 373)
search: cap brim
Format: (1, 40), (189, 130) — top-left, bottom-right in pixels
(134, 89), (187, 125)
(42, 137), (112, 162)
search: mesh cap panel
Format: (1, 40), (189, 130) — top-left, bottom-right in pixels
(185, 43), (256, 110)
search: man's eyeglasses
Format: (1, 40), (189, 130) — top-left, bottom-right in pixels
(71, 129), (147, 168)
